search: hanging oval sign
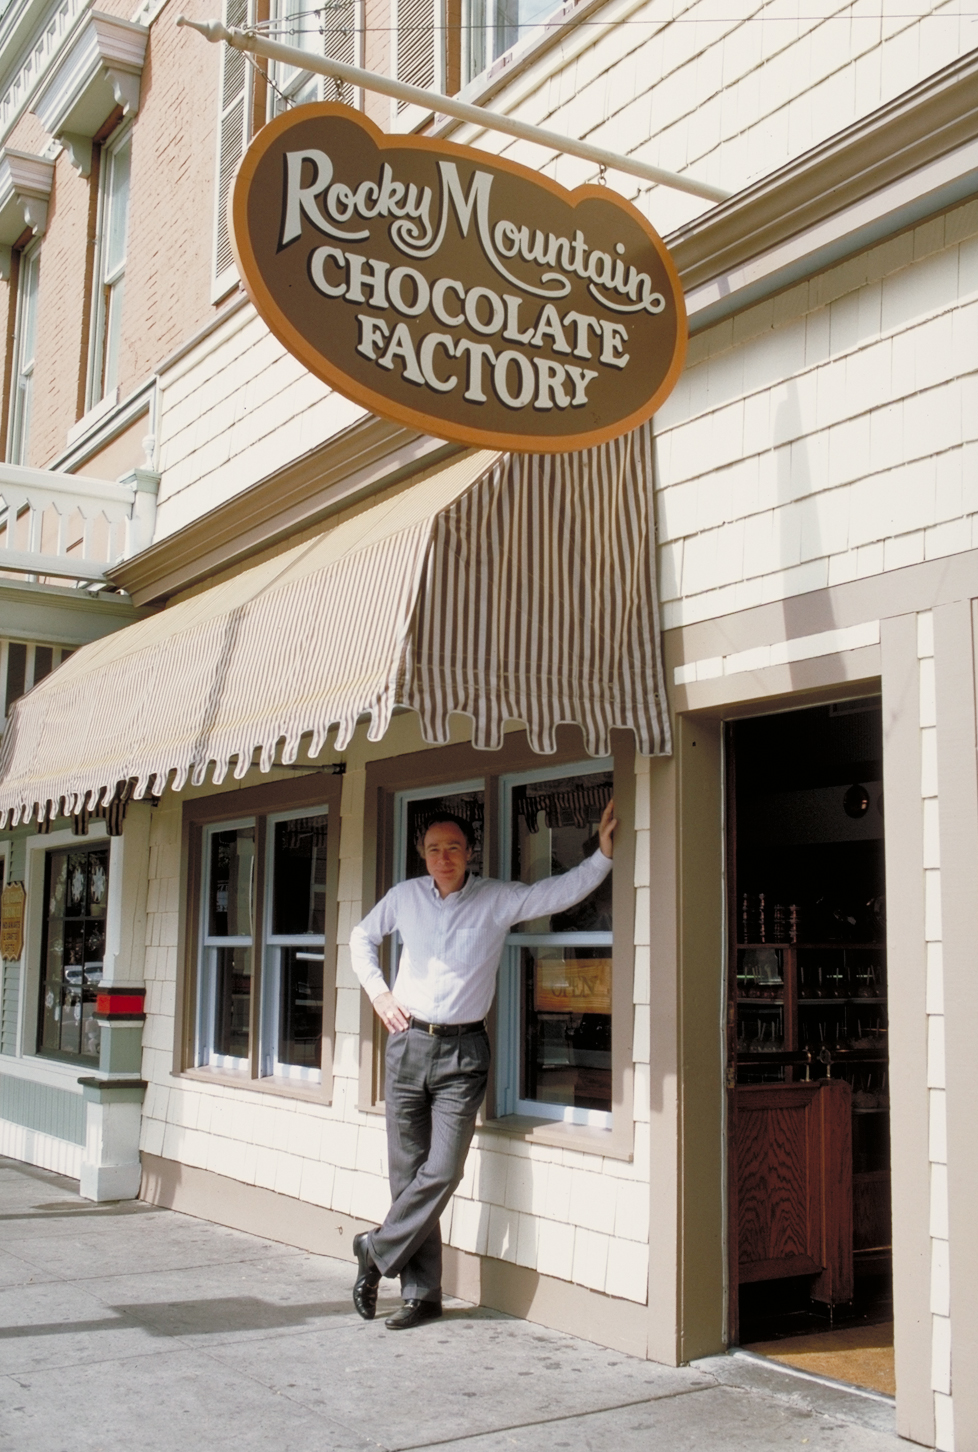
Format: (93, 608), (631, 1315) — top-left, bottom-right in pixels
(232, 103), (687, 454)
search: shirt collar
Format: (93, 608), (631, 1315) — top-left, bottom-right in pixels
(426, 871), (477, 903)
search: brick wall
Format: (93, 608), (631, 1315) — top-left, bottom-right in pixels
(0, 0), (226, 470)
(18, 149), (91, 467)
(117, 0), (224, 397)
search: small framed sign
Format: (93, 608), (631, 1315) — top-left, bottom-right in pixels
(0, 882), (25, 961)
(534, 957), (612, 1015)
(232, 104), (686, 454)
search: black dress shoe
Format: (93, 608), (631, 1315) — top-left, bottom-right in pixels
(353, 1231), (381, 1320)
(385, 1298), (443, 1330)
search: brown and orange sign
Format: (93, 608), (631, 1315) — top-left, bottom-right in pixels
(0, 882), (25, 961)
(231, 104), (686, 453)
(534, 958), (612, 1015)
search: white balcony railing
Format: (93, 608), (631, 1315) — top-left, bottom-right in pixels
(0, 460), (159, 585)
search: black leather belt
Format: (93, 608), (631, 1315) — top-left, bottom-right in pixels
(409, 1016), (486, 1037)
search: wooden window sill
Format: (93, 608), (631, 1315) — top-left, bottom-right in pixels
(478, 1114), (633, 1160)
(176, 1066), (332, 1106)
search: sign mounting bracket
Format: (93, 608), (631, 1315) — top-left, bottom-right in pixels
(177, 16), (731, 205)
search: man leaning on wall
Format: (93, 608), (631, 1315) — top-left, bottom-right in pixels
(349, 799), (618, 1329)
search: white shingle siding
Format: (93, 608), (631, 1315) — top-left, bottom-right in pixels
(654, 204), (977, 631)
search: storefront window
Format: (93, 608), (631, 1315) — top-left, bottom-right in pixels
(262, 812), (329, 1078)
(499, 764), (613, 1125)
(197, 805), (332, 1080)
(199, 822), (255, 1068)
(38, 844), (109, 1064)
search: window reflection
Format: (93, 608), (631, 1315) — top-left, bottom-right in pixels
(269, 813), (329, 1073)
(508, 769), (613, 1116)
(272, 814), (328, 936)
(510, 773), (613, 933)
(464, 0), (562, 84)
(208, 827), (254, 937)
(38, 845), (108, 1064)
(212, 946), (252, 1060)
(276, 946), (323, 1070)
(201, 825), (255, 1069)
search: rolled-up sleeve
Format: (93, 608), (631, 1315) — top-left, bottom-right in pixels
(350, 890), (399, 1003)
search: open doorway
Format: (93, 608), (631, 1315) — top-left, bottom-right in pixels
(726, 697), (893, 1396)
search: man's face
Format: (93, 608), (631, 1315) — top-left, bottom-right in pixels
(422, 822), (473, 898)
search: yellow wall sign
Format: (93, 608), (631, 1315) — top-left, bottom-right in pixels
(231, 104), (687, 454)
(0, 882), (25, 961)
(534, 958), (612, 1015)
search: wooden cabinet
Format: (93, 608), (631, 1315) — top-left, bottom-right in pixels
(735, 1079), (853, 1305)
(729, 938), (890, 1280)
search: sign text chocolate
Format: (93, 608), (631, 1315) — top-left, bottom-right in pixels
(232, 104), (687, 452)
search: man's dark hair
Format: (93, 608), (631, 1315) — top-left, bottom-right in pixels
(418, 812), (476, 851)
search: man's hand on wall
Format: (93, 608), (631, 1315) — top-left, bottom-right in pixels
(598, 798), (618, 859)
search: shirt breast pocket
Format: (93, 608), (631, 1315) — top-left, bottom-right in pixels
(454, 928), (481, 961)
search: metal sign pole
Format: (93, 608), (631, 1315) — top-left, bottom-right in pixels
(176, 16), (730, 205)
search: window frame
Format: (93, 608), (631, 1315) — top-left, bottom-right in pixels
(7, 238), (41, 467)
(460, 0), (563, 90)
(35, 837), (111, 1066)
(15, 824), (115, 1082)
(260, 805), (332, 1081)
(496, 756), (614, 1128)
(178, 773), (343, 1102)
(360, 728), (635, 1158)
(197, 814), (256, 1072)
(86, 122), (133, 410)
(269, 0), (363, 114)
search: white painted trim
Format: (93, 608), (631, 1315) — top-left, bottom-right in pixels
(447, 0), (647, 133)
(0, 0), (88, 149)
(674, 621), (881, 686)
(197, 815), (255, 1071)
(0, 1049), (88, 1091)
(50, 377), (153, 475)
(181, 19), (728, 202)
(0, 148), (54, 243)
(683, 138), (978, 333)
(32, 9), (148, 142)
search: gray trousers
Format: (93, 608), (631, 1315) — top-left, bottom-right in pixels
(368, 1024), (490, 1302)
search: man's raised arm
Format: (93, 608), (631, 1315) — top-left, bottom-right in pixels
(504, 798), (618, 923)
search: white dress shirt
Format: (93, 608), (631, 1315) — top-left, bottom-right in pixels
(350, 849), (613, 1025)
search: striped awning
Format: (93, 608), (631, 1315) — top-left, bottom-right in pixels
(0, 424), (669, 827)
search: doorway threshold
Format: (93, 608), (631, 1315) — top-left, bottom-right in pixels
(730, 1346), (896, 1405)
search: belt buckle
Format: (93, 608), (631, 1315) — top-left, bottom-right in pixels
(427, 1022), (437, 1036)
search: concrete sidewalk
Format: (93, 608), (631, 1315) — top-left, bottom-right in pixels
(0, 1156), (905, 1452)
